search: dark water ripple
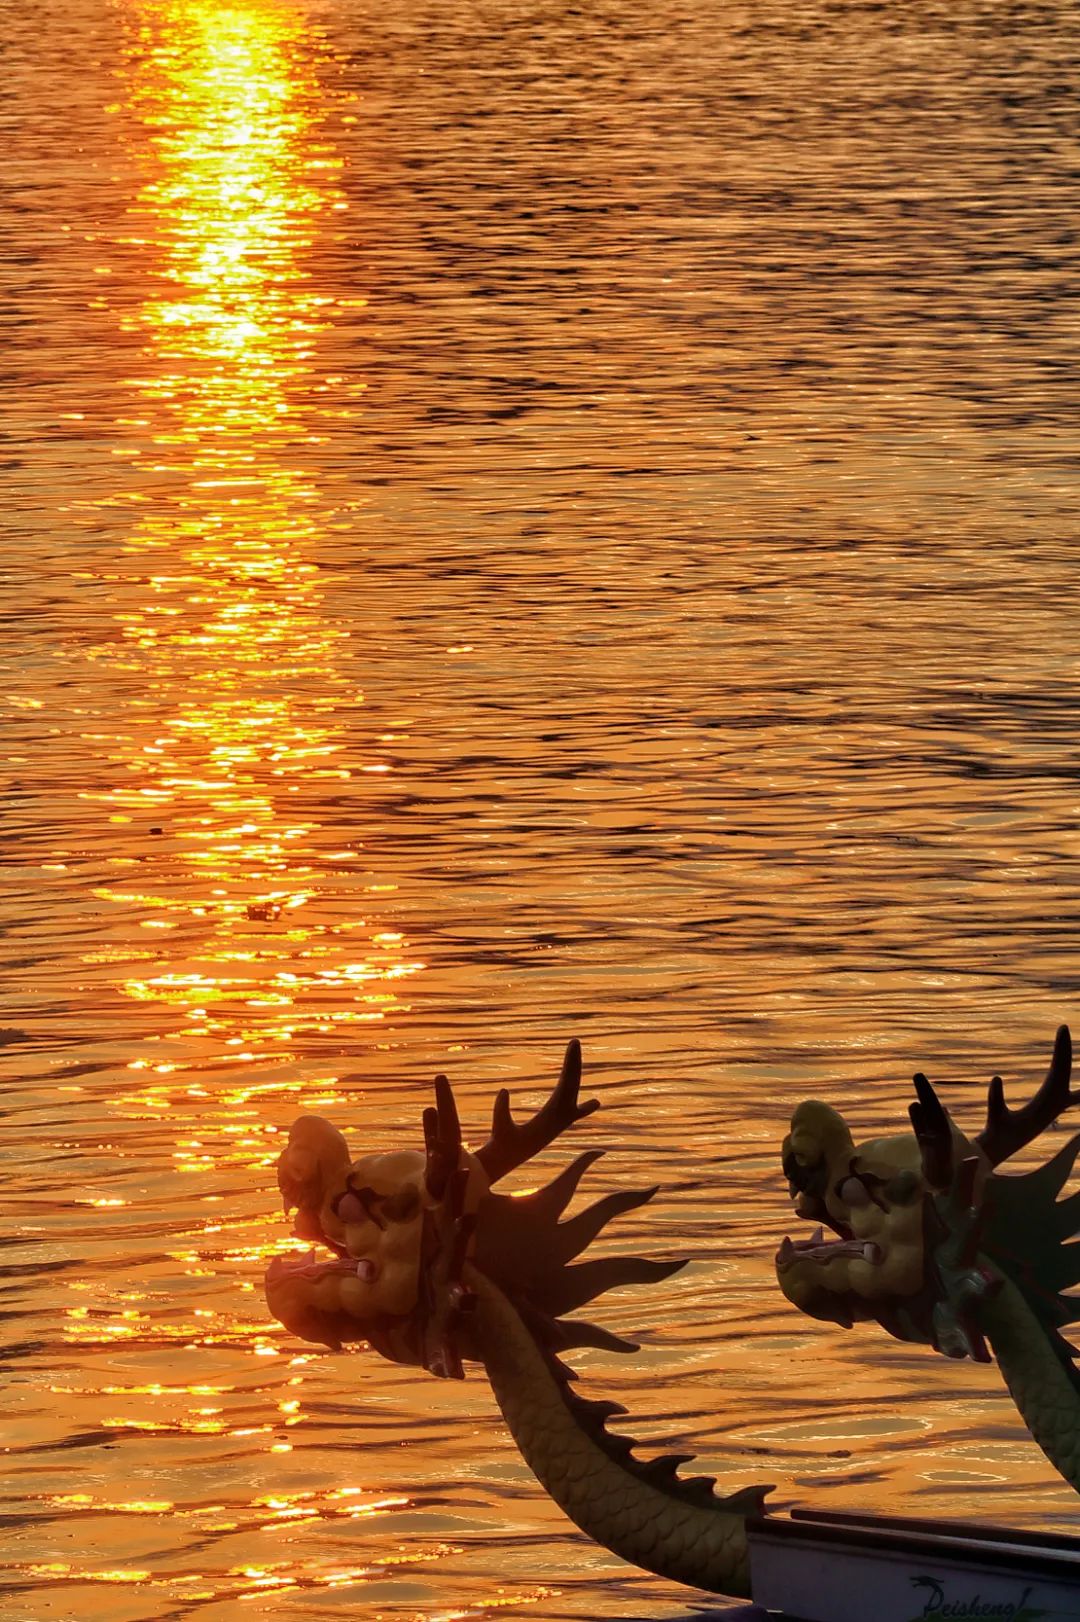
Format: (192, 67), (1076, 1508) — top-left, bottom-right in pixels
(3, 0), (1080, 1616)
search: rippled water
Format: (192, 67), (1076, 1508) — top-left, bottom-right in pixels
(3, 0), (1079, 1615)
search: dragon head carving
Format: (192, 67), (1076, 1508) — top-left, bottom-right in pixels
(264, 1042), (680, 1375)
(268, 1112), (491, 1349)
(775, 1025), (1079, 1360)
(264, 1045), (779, 1597)
(776, 1098), (940, 1325)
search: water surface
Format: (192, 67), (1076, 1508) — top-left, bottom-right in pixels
(3, 0), (1079, 1616)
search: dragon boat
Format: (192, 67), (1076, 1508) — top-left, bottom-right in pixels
(264, 1028), (1080, 1620)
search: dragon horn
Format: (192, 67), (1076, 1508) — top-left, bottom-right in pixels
(424, 1072), (463, 1199)
(475, 1038), (601, 1183)
(976, 1024), (1077, 1167)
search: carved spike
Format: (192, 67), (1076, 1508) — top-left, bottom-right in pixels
(550, 1318), (641, 1355)
(584, 1398), (630, 1422)
(1018, 1131), (1080, 1207)
(640, 1451), (696, 1480)
(722, 1483), (775, 1515)
(1052, 1186), (1080, 1244)
(985, 1137), (1080, 1267)
(549, 1255), (688, 1317)
(570, 1409), (636, 1454)
(526, 1322), (776, 1521)
(554, 1186), (661, 1265)
(517, 1150), (606, 1225)
(510, 1298), (626, 1356)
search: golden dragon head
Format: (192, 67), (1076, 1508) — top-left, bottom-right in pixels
(266, 1039), (780, 1579)
(775, 1025), (1078, 1360)
(265, 1041), (682, 1376)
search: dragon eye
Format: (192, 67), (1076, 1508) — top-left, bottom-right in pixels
(838, 1175), (872, 1208)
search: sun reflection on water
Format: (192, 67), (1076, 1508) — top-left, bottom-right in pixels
(30, 4), (436, 1606)
(87, 0), (420, 1096)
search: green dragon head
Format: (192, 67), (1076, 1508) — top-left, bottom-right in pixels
(776, 1025), (1079, 1361)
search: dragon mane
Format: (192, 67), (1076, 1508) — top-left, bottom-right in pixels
(471, 1152), (772, 1519)
(982, 1133), (1080, 1384)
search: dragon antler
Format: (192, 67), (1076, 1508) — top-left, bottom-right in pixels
(907, 1024), (1076, 1187)
(976, 1024), (1076, 1167)
(474, 1038), (601, 1182)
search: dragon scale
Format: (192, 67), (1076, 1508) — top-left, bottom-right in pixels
(983, 1274), (1080, 1495)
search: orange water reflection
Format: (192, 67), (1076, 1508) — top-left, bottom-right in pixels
(10, 0), (1080, 1613)
(89, 0), (421, 1107)
(39, 4), (430, 1607)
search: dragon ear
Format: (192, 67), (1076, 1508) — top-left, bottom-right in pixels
(909, 1072), (955, 1190)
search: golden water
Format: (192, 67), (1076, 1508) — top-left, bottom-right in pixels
(3, 0), (1079, 1615)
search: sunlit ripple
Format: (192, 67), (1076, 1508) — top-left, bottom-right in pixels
(10, 2), (426, 1608)
(83, 0), (421, 1106)
(5, 0), (1080, 1614)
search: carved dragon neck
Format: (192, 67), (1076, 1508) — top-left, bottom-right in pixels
(983, 1273), (1080, 1494)
(468, 1262), (760, 1596)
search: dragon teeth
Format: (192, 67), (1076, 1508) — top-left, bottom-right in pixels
(777, 1235), (796, 1263)
(810, 1226), (824, 1245)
